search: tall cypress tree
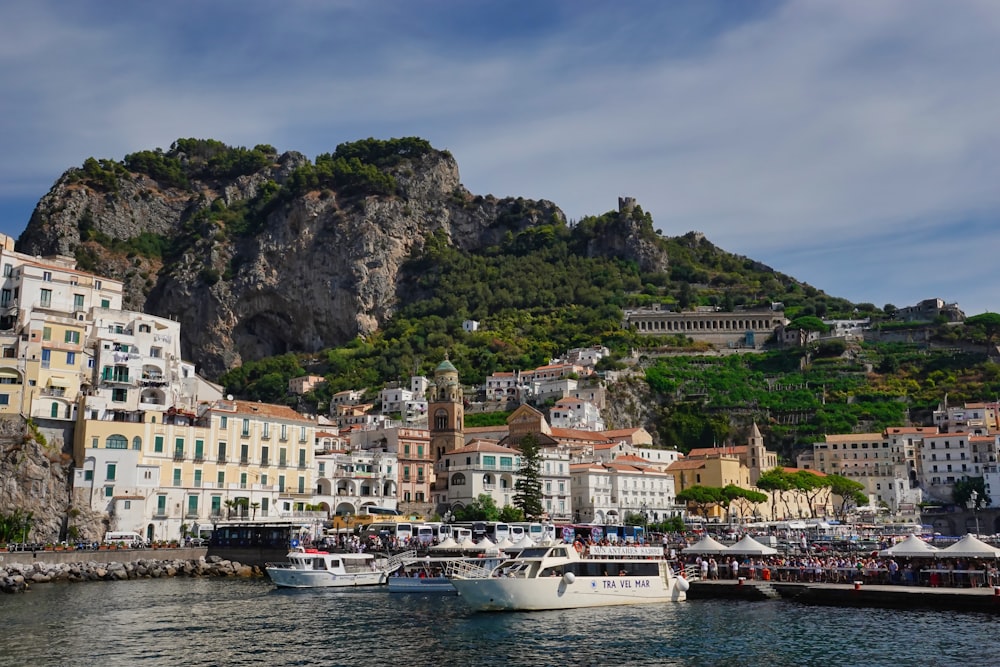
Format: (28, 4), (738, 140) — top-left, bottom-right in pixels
(514, 434), (544, 520)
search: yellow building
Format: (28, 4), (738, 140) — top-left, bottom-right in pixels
(73, 398), (318, 542)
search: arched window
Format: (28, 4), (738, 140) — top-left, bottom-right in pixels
(106, 434), (128, 450)
(483, 474), (494, 486)
(132, 436), (142, 451)
(451, 473), (466, 486)
(434, 409), (448, 430)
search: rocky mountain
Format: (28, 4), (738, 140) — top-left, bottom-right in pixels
(16, 138), (662, 380)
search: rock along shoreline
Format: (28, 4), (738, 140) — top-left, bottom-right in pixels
(1, 555), (263, 593)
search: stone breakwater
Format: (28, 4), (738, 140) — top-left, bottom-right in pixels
(0, 555), (262, 593)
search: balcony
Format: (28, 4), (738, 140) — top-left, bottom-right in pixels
(217, 456), (227, 464)
(239, 457), (249, 465)
(194, 455), (204, 463)
(260, 457), (269, 466)
(173, 452), (185, 461)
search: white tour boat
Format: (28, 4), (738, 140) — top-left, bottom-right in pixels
(449, 543), (689, 611)
(266, 547), (407, 588)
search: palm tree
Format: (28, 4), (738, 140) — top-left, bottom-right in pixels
(250, 502), (261, 520)
(224, 499), (236, 519)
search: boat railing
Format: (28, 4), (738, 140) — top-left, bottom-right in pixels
(681, 563), (701, 582)
(447, 559), (495, 580)
(385, 550), (419, 572)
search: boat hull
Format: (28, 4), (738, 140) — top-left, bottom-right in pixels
(451, 574), (686, 611)
(387, 577), (456, 594)
(266, 568), (388, 588)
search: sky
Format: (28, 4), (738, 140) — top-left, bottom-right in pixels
(2, 0), (998, 316)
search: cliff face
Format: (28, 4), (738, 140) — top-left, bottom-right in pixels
(16, 139), (665, 379)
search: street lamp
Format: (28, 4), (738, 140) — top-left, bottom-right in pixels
(969, 490), (981, 536)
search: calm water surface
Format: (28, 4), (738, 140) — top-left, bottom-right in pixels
(0, 578), (992, 667)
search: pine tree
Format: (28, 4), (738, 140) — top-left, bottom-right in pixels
(514, 434), (544, 519)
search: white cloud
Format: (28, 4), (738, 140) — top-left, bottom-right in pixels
(1, 0), (999, 315)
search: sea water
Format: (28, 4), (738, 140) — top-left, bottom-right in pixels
(0, 578), (989, 667)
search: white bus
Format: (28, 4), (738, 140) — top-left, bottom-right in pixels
(104, 531), (147, 547)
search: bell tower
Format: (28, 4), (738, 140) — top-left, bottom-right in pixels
(428, 357), (464, 463)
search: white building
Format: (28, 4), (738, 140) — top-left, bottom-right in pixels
(539, 447), (572, 522)
(549, 397), (604, 431)
(570, 458), (679, 526)
(437, 440), (522, 512)
(314, 447), (399, 517)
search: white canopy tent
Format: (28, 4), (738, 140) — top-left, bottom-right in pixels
(726, 535), (778, 556)
(935, 534), (1000, 559)
(682, 535), (731, 555)
(429, 536), (459, 551)
(878, 534), (939, 558)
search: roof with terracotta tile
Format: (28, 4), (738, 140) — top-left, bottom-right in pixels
(447, 440), (514, 455)
(667, 459), (707, 471)
(549, 427), (612, 443)
(206, 399), (313, 423)
(687, 445), (748, 458)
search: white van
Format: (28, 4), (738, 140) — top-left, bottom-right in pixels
(104, 531), (147, 547)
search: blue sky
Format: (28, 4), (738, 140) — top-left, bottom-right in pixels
(2, 0), (998, 316)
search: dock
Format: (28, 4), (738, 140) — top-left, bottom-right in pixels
(688, 578), (1000, 613)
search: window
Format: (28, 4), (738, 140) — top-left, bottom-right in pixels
(156, 495), (166, 516)
(84, 470), (93, 481)
(194, 470), (202, 488)
(451, 473), (466, 486)
(278, 476), (285, 493)
(240, 472), (247, 489)
(194, 439), (204, 460)
(217, 471), (225, 486)
(217, 442), (226, 462)
(220, 415), (228, 429)
(187, 496), (198, 516)
(0, 395), (8, 406)
(299, 426), (307, 443)
(40, 289), (52, 307)
(242, 419), (250, 436)
(2, 264), (10, 277)
(417, 445), (424, 458)
(111, 388), (127, 402)
(173, 469), (181, 486)
(105, 486), (113, 498)
(66, 351), (75, 365)
(280, 424), (287, 441)
(298, 477), (305, 494)
(106, 434), (128, 449)
(95, 280), (102, 290)
(298, 449), (306, 468)
(404, 444), (411, 455)
(74, 294), (84, 309)
(240, 444), (249, 464)
(154, 435), (164, 453)
(211, 496), (222, 515)
(482, 455), (496, 467)
(101, 298), (110, 309)
(106, 463), (116, 480)
(64, 330), (80, 344)
(261, 446), (269, 466)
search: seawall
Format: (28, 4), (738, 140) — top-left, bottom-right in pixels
(0, 550), (263, 594)
(689, 579), (1000, 613)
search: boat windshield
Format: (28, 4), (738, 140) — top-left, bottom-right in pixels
(518, 547), (551, 558)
